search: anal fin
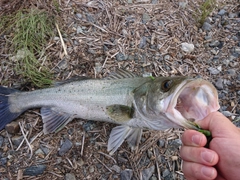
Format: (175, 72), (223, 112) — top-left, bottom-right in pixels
(107, 125), (142, 155)
(41, 107), (74, 134)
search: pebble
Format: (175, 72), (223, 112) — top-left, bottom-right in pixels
(215, 78), (224, 90)
(86, 13), (95, 23)
(141, 165), (155, 180)
(23, 165), (46, 176)
(116, 53), (128, 61)
(162, 169), (170, 177)
(83, 121), (96, 131)
(227, 69), (236, 76)
(181, 42), (194, 53)
(0, 136), (4, 147)
(0, 157), (7, 165)
(120, 169), (133, 180)
(179, 2), (188, 9)
(202, 22), (212, 31)
(5, 122), (20, 134)
(139, 36), (147, 49)
(65, 173), (76, 180)
(208, 67), (220, 75)
(76, 13), (82, 19)
(218, 9), (227, 16)
(157, 139), (165, 148)
(111, 165), (121, 173)
(58, 138), (73, 156)
(151, 0), (158, 4)
(164, 55), (171, 61)
(142, 13), (150, 24)
(76, 26), (83, 34)
(89, 166), (95, 173)
(11, 136), (23, 146)
(209, 40), (220, 47)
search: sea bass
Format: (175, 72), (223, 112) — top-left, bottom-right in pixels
(0, 69), (220, 154)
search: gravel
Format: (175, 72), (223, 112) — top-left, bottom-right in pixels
(0, 0), (239, 180)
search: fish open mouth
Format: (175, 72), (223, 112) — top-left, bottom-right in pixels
(166, 78), (220, 127)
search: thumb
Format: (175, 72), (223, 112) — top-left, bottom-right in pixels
(196, 111), (238, 138)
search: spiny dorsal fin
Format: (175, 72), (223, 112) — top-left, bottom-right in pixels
(41, 107), (74, 134)
(53, 76), (90, 86)
(105, 69), (137, 80)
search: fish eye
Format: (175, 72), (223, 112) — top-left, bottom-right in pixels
(161, 80), (173, 92)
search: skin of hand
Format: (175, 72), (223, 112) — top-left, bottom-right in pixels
(180, 112), (240, 180)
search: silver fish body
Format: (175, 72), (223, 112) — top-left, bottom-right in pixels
(0, 70), (220, 154)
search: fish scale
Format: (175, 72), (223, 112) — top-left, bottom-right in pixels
(0, 69), (220, 154)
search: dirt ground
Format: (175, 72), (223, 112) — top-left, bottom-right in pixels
(0, 0), (239, 179)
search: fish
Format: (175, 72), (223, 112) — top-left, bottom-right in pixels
(0, 69), (220, 154)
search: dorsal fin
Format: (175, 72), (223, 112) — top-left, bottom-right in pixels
(53, 76), (90, 86)
(105, 69), (137, 80)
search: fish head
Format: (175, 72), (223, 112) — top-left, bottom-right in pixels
(134, 77), (220, 129)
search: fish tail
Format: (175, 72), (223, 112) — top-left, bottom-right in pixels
(0, 86), (22, 130)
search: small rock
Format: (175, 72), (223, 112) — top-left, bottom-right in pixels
(23, 165), (46, 176)
(208, 67), (220, 75)
(5, 121), (20, 134)
(76, 13), (82, 18)
(221, 111), (233, 117)
(142, 165), (155, 180)
(127, 0), (133, 3)
(12, 136), (23, 146)
(139, 36), (147, 49)
(179, 2), (188, 8)
(57, 59), (68, 70)
(162, 169), (170, 177)
(35, 149), (44, 156)
(215, 78), (224, 90)
(58, 138), (73, 156)
(76, 26), (83, 34)
(116, 53), (128, 61)
(65, 173), (76, 180)
(120, 169), (133, 180)
(152, 0), (158, 4)
(89, 166), (95, 173)
(218, 9), (226, 16)
(0, 157), (7, 165)
(86, 13), (95, 23)
(205, 35), (212, 40)
(111, 165), (121, 173)
(157, 139), (165, 148)
(164, 55), (171, 61)
(209, 40), (220, 47)
(0, 136), (4, 146)
(83, 121), (96, 131)
(142, 13), (150, 24)
(227, 69), (236, 76)
(202, 22), (212, 31)
(181, 43), (194, 53)
(40, 145), (50, 155)
(229, 13), (237, 18)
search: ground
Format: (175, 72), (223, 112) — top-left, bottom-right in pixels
(0, 0), (239, 179)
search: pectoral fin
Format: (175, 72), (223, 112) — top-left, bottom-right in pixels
(106, 105), (134, 123)
(41, 107), (74, 134)
(107, 125), (142, 155)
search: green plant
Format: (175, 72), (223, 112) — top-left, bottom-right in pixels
(195, 0), (216, 27)
(1, 8), (55, 87)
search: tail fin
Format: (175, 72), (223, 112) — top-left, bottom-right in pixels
(0, 86), (22, 130)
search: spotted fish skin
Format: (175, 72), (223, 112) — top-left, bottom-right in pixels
(0, 69), (219, 154)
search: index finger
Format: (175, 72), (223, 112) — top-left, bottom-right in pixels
(181, 129), (207, 147)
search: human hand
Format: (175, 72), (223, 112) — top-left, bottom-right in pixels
(180, 112), (240, 180)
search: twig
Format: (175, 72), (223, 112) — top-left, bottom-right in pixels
(19, 122), (33, 159)
(56, 23), (68, 56)
(81, 131), (85, 156)
(154, 148), (161, 180)
(6, 131), (14, 151)
(95, 156), (112, 172)
(98, 151), (117, 163)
